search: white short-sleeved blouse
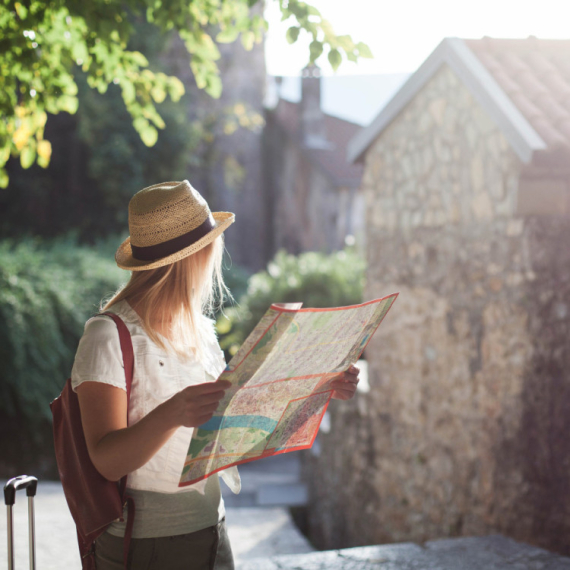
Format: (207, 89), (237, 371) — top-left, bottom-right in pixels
(70, 300), (240, 538)
(71, 299), (241, 495)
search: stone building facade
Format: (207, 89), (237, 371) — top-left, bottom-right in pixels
(304, 38), (570, 554)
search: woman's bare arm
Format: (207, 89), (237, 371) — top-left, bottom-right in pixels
(76, 379), (230, 481)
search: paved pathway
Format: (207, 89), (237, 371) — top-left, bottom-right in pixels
(222, 452), (308, 509)
(1, 454), (312, 568)
(6, 453), (570, 570)
(3, 480), (80, 568)
(1, 487), (311, 568)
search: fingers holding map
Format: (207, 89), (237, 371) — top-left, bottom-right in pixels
(179, 293), (398, 488)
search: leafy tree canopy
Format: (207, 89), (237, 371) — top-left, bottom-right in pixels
(0, 0), (372, 187)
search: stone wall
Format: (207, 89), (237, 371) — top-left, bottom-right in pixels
(304, 65), (570, 554)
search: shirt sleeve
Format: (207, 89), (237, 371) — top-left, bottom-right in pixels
(71, 316), (126, 392)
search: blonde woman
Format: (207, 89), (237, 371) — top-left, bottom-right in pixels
(71, 181), (360, 569)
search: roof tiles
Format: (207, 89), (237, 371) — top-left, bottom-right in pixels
(465, 37), (570, 156)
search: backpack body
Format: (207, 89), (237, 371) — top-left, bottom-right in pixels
(51, 312), (134, 569)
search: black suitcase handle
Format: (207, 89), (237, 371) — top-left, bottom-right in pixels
(4, 475), (38, 506)
(4, 475), (38, 570)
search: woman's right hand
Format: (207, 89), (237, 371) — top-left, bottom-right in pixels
(165, 380), (232, 428)
(77, 379), (232, 481)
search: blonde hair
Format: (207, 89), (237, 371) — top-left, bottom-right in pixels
(104, 235), (228, 359)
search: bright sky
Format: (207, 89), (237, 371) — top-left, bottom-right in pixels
(265, 0), (570, 76)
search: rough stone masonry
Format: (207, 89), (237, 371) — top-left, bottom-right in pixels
(303, 65), (570, 554)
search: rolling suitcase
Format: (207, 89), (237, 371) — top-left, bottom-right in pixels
(4, 475), (38, 570)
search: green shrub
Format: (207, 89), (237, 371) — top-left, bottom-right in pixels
(0, 238), (244, 425)
(0, 238), (126, 475)
(216, 248), (366, 359)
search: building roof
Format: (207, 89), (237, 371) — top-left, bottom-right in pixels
(348, 37), (570, 165)
(273, 99), (363, 187)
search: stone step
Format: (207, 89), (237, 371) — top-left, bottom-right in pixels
(222, 452), (308, 508)
(236, 535), (570, 570)
(223, 483), (308, 508)
(227, 507), (314, 563)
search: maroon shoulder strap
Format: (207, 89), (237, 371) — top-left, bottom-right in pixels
(100, 312), (134, 406)
(99, 312), (133, 483)
(99, 312), (135, 570)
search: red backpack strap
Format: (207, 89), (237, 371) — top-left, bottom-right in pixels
(99, 312), (134, 405)
(99, 312), (136, 569)
(99, 312), (133, 497)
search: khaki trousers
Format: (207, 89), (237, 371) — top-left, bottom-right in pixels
(94, 519), (234, 570)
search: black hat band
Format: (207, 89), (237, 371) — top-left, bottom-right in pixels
(131, 216), (215, 262)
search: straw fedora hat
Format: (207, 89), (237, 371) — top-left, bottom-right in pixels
(116, 180), (235, 271)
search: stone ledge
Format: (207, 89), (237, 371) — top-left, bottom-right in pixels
(237, 535), (570, 570)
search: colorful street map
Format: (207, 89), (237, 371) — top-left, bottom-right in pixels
(179, 293), (398, 487)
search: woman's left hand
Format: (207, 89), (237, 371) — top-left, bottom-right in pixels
(330, 364), (360, 400)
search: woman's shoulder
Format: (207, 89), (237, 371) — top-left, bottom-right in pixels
(83, 314), (119, 339)
(72, 311), (126, 392)
(81, 301), (134, 342)
(75, 316), (123, 351)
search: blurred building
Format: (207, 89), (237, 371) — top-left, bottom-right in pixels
(263, 67), (365, 255)
(167, 27), (268, 271)
(267, 73), (409, 128)
(305, 37), (570, 554)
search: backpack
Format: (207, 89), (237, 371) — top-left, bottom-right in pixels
(51, 312), (135, 569)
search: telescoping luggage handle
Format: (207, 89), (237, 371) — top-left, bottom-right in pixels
(4, 475), (38, 570)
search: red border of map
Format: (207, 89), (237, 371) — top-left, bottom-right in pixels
(179, 293), (399, 487)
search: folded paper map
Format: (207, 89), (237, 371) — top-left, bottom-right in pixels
(179, 293), (398, 487)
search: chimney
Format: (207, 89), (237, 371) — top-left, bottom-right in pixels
(300, 65), (332, 149)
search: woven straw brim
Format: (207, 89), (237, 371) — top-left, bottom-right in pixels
(115, 212), (234, 271)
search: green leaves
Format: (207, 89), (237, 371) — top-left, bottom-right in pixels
(14, 2), (28, 19)
(0, 0), (369, 185)
(182, 27), (223, 98)
(36, 139), (51, 167)
(336, 35), (355, 52)
(241, 30), (256, 51)
(217, 27), (240, 44)
(20, 142), (36, 169)
(328, 48), (342, 71)
(133, 117), (158, 147)
(286, 26), (301, 44)
(167, 77), (185, 102)
(140, 125), (159, 147)
(0, 238), (125, 428)
(277, 2), (372, 72)
(356, 41), (373, 58)
(309, 40), (323, 63)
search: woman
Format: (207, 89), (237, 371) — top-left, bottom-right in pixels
(72, 180), (360, 569)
